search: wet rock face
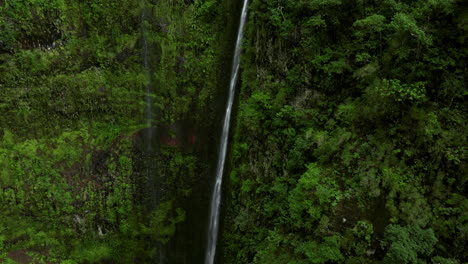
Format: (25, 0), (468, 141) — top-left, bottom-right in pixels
(134, 121), (199, 154)
(113, 47), (135, 64)
(19, 22), (62, 50)
(134, 126), (157, 153)
(91, 149), (110, 175)
(8, 250), (34, 264)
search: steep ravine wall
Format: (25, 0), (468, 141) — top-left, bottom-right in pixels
(0, 0), (242, 262)
(161, 0), (247, 263)
(135, 0), (245, 263)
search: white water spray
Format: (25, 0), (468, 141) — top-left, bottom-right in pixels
(205, 1), (249, 263)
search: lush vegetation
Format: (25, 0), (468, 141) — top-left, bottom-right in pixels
(0, 0), (466, 263)
(0, 0), (230, 262)
(224, 0), (467, 263)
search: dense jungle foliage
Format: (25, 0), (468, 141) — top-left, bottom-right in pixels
(224, 0), (467, 263)
(0, 0), (466, 263)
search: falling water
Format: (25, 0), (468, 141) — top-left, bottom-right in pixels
(205, 1), (249, 263)
(141, 6), (153, 149)
(141, 4), (166, 263)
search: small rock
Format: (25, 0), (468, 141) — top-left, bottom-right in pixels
(98, 225), (104, 237)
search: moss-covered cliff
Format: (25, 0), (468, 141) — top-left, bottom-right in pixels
(0, 0), (236, 262)
(1, 0), (467, 263)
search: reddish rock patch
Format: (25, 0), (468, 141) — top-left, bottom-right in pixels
(7, 249), (53, 264)
(7, 250), (33, 264)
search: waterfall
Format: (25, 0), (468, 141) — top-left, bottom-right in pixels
(141, 6), (153, 150)
(205, 1), (249, 263)
(141, 4), (166, 263)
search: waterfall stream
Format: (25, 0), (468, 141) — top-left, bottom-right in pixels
(141, 6), (153, 150)
(142, 5), (166, 263)
(205, 1), (249, 263)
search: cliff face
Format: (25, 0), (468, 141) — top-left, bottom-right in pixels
(223, 0), (467, 263)
(1, 0), (466, 263)
(0, 0), (235, 262)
